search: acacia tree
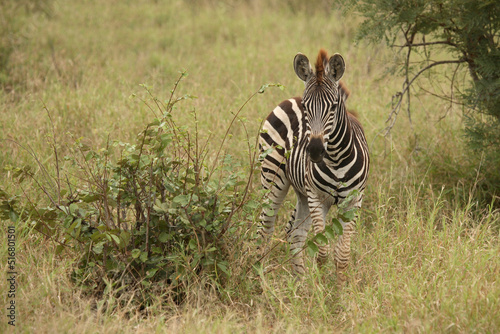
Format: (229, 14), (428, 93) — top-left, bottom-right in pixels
(342, 0), (500, 192)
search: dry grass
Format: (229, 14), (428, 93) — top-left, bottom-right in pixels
(1, 0), (499, 333)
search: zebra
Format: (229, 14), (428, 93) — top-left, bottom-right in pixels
(258, 49), (369, 276)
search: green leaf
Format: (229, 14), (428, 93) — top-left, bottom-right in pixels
(216, 261), (229, 275)
(264, 208), (274, 217)
(110, 233), (121, 245)
(258, 83), (285, 94)
(245, 200), (259, 210)
(131, 248), (141, 259)
(146, 268), (159, 278)
(93, 242), (104, 254)
(307, 240), (319, 257)
(85, 151), (94, 161)
(120, 231), (130, 247)
(160, 133), (172, 146)
(90, 231), (106, 242)
(59, 205), (70, 215)
(8, 210), (18, 223)
(158, 232), (170, 243)
(340, 209), (356, 221)
(149, 118), (160, 126)
(151, 246), (162, 254)
(324, 225), (336, 239)
(234, 181), (247, 187)
(69, 203), (79, 215)
(82, 193), (100, 203)
(139, 251), (148, 262)
(69, 218), (82, 232)
(173, 194), (189, 206)
(188, 238), (198, 250)
(315, 233), (328, 246)
(153, 199), (169, 213)
(331, 218), (343, 235)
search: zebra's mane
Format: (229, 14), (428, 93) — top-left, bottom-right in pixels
(339, 80), (350, 100)
(315, 49), (328, 83)
(315, 49), (350, 103)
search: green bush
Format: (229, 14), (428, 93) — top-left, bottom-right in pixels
(2, 73), (272, 308)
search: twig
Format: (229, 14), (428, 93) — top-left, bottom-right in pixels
(3, 139), (59, 208)
(42, 104), (62, 203)
(209, 90), (260, 178)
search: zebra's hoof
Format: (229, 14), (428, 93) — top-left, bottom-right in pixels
(337, 271), (347, 283)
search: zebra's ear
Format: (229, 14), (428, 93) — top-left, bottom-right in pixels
(294, 53), (313, 83)
(327, 53), (345, 82)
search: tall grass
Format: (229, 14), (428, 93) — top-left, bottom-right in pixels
(1, 0), (499, 333)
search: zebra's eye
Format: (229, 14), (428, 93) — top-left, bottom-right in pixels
(330, 101), (339, 111)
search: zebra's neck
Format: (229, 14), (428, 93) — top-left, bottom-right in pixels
(324, 102), (353, 165)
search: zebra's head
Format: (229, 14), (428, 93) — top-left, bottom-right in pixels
(293, 49), (345, 163)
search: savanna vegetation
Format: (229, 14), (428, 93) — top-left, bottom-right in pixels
(0, 0), (499, 333)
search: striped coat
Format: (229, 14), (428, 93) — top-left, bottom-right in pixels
(259, 49), (369, 276)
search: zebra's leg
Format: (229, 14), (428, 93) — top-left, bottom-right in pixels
(258, 178), (290, 245)
(258, 148), (290, 238)
(334, 196), (363, 278)
(286, 192), (311, 275)
(307, 195), (331, 267)
(333, 218), (355, 275)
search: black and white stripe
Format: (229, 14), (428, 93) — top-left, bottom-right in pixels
(258, 50), (369, 276)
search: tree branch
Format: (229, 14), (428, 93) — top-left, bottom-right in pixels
(393, 40), (459, 48)
(384, 59), (467, 136)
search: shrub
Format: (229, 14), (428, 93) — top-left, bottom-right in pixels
(2, 72), (275, 308)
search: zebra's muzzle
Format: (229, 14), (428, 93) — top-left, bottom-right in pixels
(307, 136), (325, 163)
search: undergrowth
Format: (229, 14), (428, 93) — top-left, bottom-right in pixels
(2, 72), (264, 308)
(0, 73), (350, 312)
